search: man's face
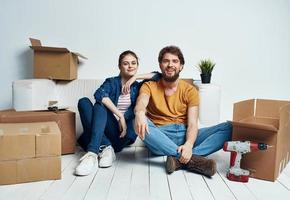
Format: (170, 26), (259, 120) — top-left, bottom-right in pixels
(159, 53), (183, 82)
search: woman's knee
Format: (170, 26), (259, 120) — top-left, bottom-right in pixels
(93, 101), (107, 114)
(78, 97), (92, 109)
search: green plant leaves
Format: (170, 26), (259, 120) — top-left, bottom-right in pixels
(196, 59), (215, 74)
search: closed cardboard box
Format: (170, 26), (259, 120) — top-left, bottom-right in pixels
(29, 38), (87, 80)
(232, 99), (290, 181)
(0, 122), (61, 185)
(0, 156), (61, 185)
(0, 110), (76, 155)
(0, 122), (61, 161)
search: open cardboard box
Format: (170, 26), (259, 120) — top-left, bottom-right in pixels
(29, 38), (87, 80)
(231, 99), (290, 181)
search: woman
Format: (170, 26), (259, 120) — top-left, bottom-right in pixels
(75, 50), (160, 176)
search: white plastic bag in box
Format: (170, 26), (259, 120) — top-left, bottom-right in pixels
(12, 79), (56, 111)
(195, 83), (221, 127)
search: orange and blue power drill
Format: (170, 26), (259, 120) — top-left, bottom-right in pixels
(223, 141), (272, 182)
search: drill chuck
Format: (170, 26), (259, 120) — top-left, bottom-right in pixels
(258, 143), (268, 150)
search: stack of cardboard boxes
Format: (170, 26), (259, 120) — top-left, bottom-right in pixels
(0, 38), (87, 185)
(0, 122), (61, 184)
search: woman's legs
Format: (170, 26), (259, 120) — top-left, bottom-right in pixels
(78, 97), (137, 154)
(104, 112), (137, 152)
(77, 97), (110, 152)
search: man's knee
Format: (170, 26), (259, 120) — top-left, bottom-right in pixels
(220, 121), (233, 130)
(219, 121), (232, 141)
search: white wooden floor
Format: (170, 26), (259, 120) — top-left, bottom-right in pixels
(1, 146), (290, 200)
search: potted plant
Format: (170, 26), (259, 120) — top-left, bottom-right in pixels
(196, 59), (215, 84)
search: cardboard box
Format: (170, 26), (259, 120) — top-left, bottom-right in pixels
(232, 99), (290, 181)
(0, 110), (76, 155)
(0, 121), (61, 185)
(0, 122), (61, 161)
(0, 156), (61, 185)
(29, 38), (87, 80)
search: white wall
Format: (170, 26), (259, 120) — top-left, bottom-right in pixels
(1, 0), (290, 121)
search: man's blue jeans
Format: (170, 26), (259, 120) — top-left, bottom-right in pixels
(77, 97), (137, 154)
(143, 119), (232, 157)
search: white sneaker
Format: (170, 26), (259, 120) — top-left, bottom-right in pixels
(98, 145), (116, 168)
(75, 151), (98, 176)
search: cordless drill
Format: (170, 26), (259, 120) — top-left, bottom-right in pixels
(223, 141), (271, 182)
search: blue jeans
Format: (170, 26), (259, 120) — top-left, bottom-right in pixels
(143, 119), (232, 157)
(77, 97), (137, 154)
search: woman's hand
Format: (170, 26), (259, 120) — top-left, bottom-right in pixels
(122, 75), (136, 94)
(118, 115), (127, 138)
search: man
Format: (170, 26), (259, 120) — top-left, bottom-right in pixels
(134, 46), (232, 177)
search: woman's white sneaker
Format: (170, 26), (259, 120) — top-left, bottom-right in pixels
(99, 145), (116, 168)
(75, 151), (98, 176)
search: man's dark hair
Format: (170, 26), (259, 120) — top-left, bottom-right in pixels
(158, 46), (185, 65)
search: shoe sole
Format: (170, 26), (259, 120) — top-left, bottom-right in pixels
(75, 166), (97, 176)
(75, 163), (98, 176)
(166, 157), (176, 174)
(99, 156), (116, 168)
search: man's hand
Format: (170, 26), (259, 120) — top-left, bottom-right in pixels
(134, 111), (149, 140)
(177, 143), (193, 164)
(122, 75), (136, 94)
(118, 115), (127, 138)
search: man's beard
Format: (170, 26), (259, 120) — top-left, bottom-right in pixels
(162, 70), (180, 82)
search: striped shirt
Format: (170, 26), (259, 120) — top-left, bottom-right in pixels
(115, 93), (131, 120)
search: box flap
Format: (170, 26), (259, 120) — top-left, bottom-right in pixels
(29, 38), (41, 46)
(233, 99), (255, 121)
(279, 104), (290, 126)
(30, 46), (69, 53)
(72, 52), (88, 59)
(256, 99), (290, 118)
(231, 121), (278, 132)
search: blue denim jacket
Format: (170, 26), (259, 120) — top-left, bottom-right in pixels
(94, 72), (161, 121)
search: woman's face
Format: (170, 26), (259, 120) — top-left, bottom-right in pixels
(119, 54), (138, 78)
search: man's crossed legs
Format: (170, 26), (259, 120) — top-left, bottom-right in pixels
(142, 120), (232, 177)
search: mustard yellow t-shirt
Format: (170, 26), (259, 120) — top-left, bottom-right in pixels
(139, 80), (199, 126)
